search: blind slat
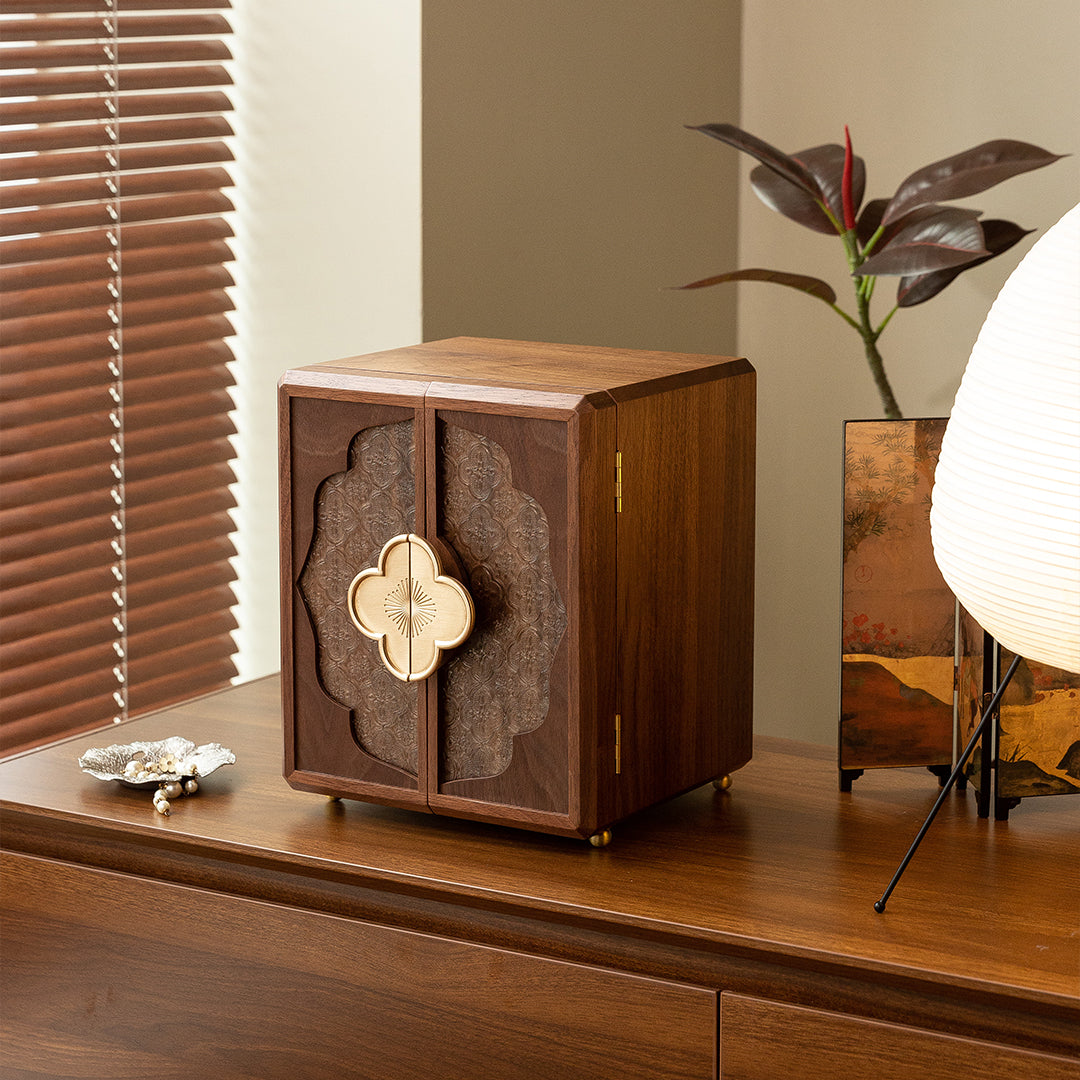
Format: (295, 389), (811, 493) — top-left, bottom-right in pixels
(0, 560), (238, 653)
(1, 640), (236, 728)
(2, 115), (234, 155)
(1, 167), (233, 215)
(0, 141), (234, 185)
(2, 610), (238, 705)
(1, 510), (236, 592)
(4, 266), (235, 327)
(3, 288), (234, 347)
(0, 217), (233, 273)
(1, 13), (232, 42)
(3, 63), (232, 100)
(0, 38), (232, 73)
(1, 463), (237, 539)
(0, 412), (236, 486)
(4, 2), (231, 13)
(1, 248), (235, 315)
(2, 190), (235, 242)
(3, 90), (234, 129)
(2, 536), (237, 624)
(127, 657), (239, 718)
(3, 436), (235, 510)
(0, 583), (237, 673)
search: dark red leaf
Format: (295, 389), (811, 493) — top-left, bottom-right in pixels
(751, 144), (866, 235)
(896, 219), (1035, 307)
(677, 267), (837, 304)
(688, 123), (823, 199)
(881, 140), (1066, 227)
(856, 206), (989, 277)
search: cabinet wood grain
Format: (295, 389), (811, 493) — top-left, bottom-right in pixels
(2, 852), (715, 1080)
(720, 994), (1079, 1080)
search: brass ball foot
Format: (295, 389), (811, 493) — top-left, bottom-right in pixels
(588, 829), (613, 848)
(712, 775), (732, 791)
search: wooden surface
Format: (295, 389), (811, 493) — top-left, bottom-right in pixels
(2, 676), (1078, 1076)
(295, 335), (746, 395)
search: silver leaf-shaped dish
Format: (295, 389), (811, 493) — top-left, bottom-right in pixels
(79, 737), (235, 788)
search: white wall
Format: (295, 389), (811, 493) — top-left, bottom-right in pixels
(735, 0), (1080, 742)
(227, 1), (423, 682)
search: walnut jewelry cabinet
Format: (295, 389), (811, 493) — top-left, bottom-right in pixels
(278, 337), (757, 844)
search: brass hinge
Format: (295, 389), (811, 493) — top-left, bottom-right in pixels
(615, 714), (622, 774)
(615, 451), (623, 513)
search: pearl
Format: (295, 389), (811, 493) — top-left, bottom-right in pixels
(162, 782), (182, 799)
(183, 779), (199, 795)
(154, 798), (170, 815)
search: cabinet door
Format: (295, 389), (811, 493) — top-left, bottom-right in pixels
(426, 407), (577, 827)
(720, 993), (1079, 1080)
(282, 388), (430, 807)
(4, 852), (717, 1080)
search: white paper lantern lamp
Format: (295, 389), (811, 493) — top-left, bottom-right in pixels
(931, 203), (1080, 673)
(876, 204), (1079, 913)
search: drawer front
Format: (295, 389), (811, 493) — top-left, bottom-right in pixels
(720, 993), (1079, 1080)
(2, 853), (716, 1080)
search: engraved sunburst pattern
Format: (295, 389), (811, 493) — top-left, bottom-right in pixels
(384, 577), (437, 637)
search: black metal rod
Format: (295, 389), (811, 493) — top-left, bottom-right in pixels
(978, 636), (997, 817)
(873, 652), (1022, 913)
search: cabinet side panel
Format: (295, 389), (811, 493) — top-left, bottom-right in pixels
(283, 392), (426, 801)
(615, 369), (755, 819)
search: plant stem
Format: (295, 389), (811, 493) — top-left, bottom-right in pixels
(840, 226), (903, 419)
(855, 281), (902, 419)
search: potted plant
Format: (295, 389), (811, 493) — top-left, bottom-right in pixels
(680, 123), (1064, 418)
(681, 123), (1068, 787)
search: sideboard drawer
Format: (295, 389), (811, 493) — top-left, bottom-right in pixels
(2, 852), (716, 1080)
(719, 993), (1079, 1080)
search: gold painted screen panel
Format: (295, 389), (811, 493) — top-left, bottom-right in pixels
(840, 419), (954, 770)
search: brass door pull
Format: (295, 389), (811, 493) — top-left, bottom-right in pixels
(347, 534), (475, 682)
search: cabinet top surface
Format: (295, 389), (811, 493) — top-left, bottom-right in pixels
(280, 336), (750, 396)
(2, 676), (1077, 1009)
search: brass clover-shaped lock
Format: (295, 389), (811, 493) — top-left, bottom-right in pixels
(347, 534), (475, 682)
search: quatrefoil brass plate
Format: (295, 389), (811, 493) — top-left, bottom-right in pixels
(347, 534), (475, 682)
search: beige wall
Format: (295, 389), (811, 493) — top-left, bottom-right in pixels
(406, 2), (1078, 746)
(737, 0), (1080, 742)
(422, 1), (742, 354)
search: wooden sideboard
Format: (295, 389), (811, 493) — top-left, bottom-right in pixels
(1, 676), (1077, 1079)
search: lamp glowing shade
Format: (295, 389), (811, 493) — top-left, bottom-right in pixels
(931, 203), (1080, 673)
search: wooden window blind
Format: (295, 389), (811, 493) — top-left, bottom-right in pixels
(1, 1), (239, 754)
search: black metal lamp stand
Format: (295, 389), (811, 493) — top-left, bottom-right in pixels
(874, 652), (1023, 913)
